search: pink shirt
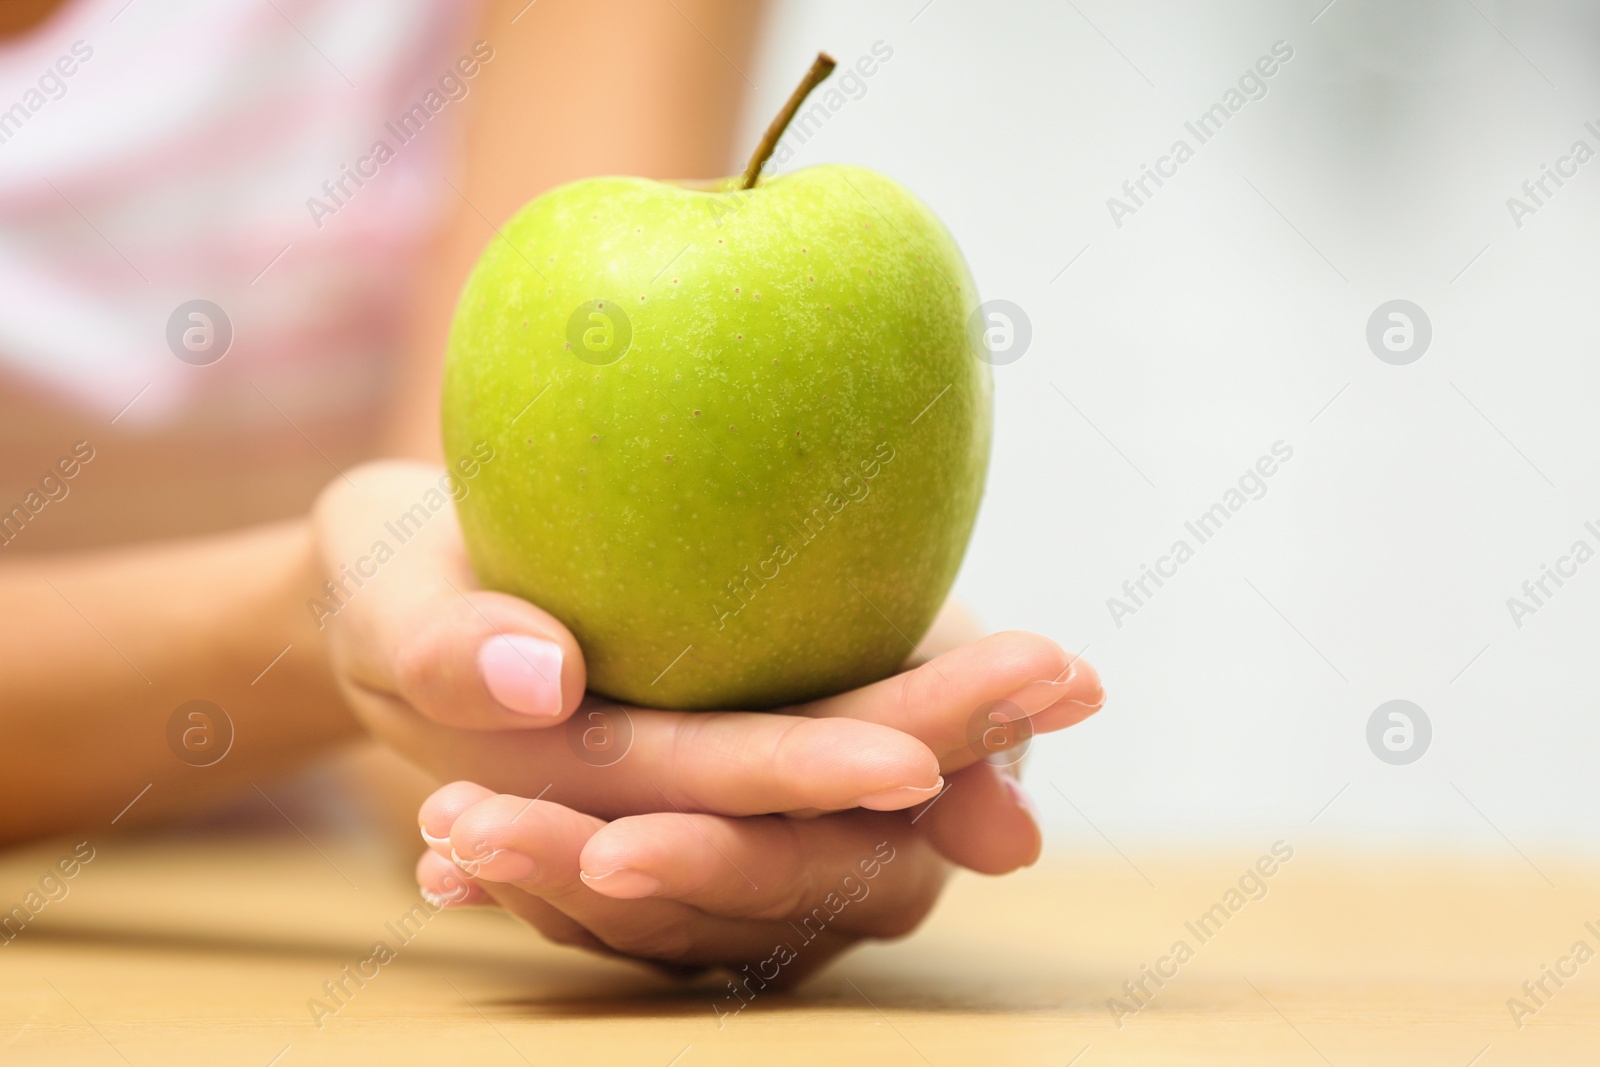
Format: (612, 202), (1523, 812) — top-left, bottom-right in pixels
(0, 0), (478, 427)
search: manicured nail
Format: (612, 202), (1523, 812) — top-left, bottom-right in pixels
(1001, 774), (1039, 822)
(1000, 776), (1043, 867)
(450, 847), (538, 882)
(991, 678), (1075, 719)
(854, 778), (944, 811)
(580, 867), (663, 899)
(422, 878), (488, 908)
(1020, 659), (1105, 733)
(478, 634), (564, 717)
(422, 886), (470, 909)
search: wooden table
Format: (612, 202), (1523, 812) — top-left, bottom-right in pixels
(2, 831), (1596, 1065)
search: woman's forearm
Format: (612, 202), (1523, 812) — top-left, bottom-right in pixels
(0, 518), (358, 844)
(0, 0), (769, 846)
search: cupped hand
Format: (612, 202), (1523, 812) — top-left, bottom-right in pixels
(416, 781), (949, 987)
(313, 461), (1105, 871)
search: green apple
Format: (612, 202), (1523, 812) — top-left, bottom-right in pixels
(442, 56), (992, 710)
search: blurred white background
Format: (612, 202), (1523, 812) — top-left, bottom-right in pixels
(739, 0), (1600, 852)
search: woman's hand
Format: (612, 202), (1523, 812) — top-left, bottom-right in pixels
(416, 781), (950, 988)
(312, 461), (1104, 871)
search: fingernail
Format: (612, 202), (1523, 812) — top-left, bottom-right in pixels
(422, 879), (488, 908)
(1017, 659), (1105, 733)
(422, 885), (472, 909)
(478, 634), (564, 718)
(1000, 776), (1043, 867)
(854, 778), (944, 811)
(1001, 774), (1040, 822)
(991, 678), (1074, 719)
(580, 867), (663, 899)
(450, 847), (538, 882)
(420, 826), (451, 853)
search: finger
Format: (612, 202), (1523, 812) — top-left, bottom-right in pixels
(421, 790), (622, 953)
(414, 848), (492, 907)
(794, 631), (1104, 771)
(389, 701), (944, 819)
(415, 845), (602, 949)
(419, 780), (498, 855)
(314, 461), (587, 729)
(448, 792), (851, 970)
(911, 761), (1041, 875)
(579, 810), (944, 937)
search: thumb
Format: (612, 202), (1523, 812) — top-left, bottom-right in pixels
(313, 460), (587, 729)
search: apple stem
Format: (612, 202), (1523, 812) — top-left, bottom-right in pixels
(739, 51), (837, 190)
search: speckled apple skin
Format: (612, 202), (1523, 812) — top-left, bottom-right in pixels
(442, 164), (992, 710)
